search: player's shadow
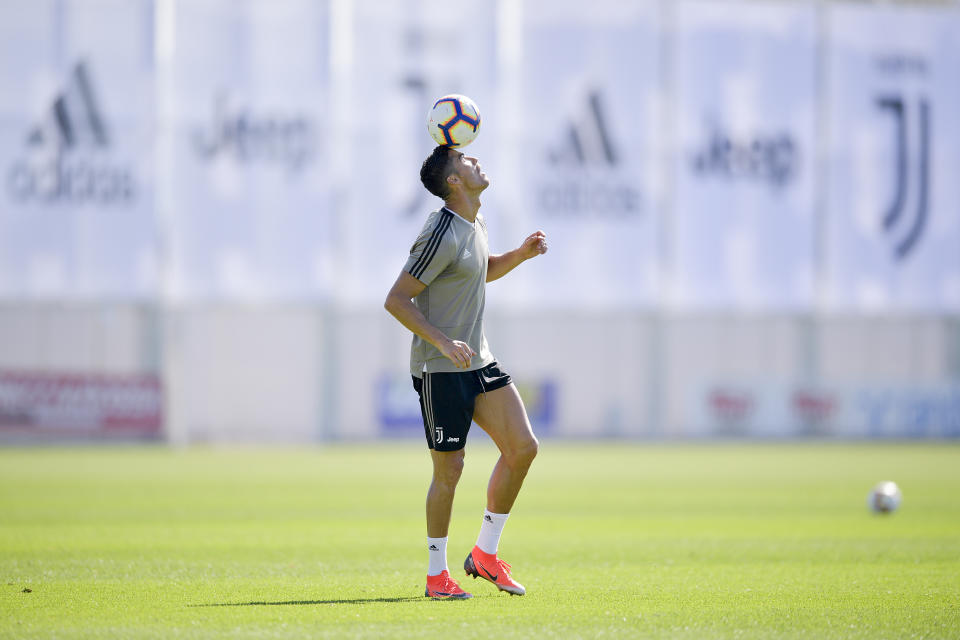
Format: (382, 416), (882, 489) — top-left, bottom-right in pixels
(193, 596), (422, 607)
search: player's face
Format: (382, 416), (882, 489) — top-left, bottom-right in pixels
(450, 150), (489, 192)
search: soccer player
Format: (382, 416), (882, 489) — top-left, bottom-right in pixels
(384, 145), (548, 600)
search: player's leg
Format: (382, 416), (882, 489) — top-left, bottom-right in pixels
(416, 372), (474, 599)
(426, 448), (464, 538)
(424, 448), (473, 598)
(471, 382), (539, 514)
(464, 380), (537, 595)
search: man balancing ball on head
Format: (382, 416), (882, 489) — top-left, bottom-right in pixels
(384, 145), (548, 599)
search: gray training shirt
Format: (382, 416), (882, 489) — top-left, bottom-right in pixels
(404, 206), (495, 377)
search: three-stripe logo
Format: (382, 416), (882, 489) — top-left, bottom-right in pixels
(536, 89), (641, 216)
(6, 60), (135, 205)
(547, 90), (618, 168)
(26, 61), (109, 152)
(409, 209), (454, 280)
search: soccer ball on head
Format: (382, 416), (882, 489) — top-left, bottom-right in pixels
(427, 94), (481, 148)
(867, 481), (902, 514)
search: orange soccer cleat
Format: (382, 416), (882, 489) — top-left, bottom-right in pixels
(464, 546), (526, 596)
(425, 570), (472, 599)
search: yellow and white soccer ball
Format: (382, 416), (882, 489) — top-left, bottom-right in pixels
(427, 94), (481, 148)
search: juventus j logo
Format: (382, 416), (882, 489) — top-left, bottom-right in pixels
(876, 95), (930, 261)
(434, 426), (443, 444)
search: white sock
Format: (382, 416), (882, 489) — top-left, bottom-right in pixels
(427, 537), (448, 576)
(475, 510), (509, 555)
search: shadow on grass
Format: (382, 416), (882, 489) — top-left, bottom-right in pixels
(193, 596), (424, 607)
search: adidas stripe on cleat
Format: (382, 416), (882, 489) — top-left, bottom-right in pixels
(464, 545), (526, 596)
(425, 570), (472, 600)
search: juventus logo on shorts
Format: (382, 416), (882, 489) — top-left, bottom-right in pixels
(434, 426), (443, 444)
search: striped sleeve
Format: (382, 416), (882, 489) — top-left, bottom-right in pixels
(404, 209), (455, 285)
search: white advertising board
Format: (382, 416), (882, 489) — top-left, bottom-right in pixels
(823, 5), (960, 311)
(163, 0), (333, 300)
(0, 0), (157, 298)
(672, 1), (817, 310)
(494, 0), (662, 309)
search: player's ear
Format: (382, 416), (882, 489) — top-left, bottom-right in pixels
(446, 173), (460, 187)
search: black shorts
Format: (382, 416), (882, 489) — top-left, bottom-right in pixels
(412, 361), (513, 452)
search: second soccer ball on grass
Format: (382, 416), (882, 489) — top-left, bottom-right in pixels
(867, 481), (902, 514)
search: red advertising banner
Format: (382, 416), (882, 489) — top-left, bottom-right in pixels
(692, 381), (960, 438)
(0, 371), (162, 438)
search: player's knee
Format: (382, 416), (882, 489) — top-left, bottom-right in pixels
(438, 463), (463, 488)
(434, 450), (465, 486)
(510, 436), (539, 468)
(523, 436), (539, 464)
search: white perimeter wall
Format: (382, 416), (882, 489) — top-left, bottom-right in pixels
(1, 304), (957, 442)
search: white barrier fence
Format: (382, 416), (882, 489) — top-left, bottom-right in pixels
(0, 304), (957, 441)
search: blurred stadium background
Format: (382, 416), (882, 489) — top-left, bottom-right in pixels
(1, 0), (959, 446)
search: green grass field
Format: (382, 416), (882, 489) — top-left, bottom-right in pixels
(1, 442), (959, 639)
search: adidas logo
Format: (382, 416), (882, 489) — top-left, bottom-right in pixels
(462, 248), (472, 260)
(484, 515), (493, 523)
(6, 60), (135, 205)
(548, 90), (618, 167)
(27, 61), (108, 152)
(429, 544), (439, 551)
(536, 89), (641, 217)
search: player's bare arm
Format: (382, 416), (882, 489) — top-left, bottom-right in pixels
(384, 271), (476, 369)
(487, 231), (548, 282)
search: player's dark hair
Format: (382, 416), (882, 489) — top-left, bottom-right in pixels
(420, 145), (454, 199)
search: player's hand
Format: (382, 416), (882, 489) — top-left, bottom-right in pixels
(518, 230), (548, 260)
(440, 339), (476, 369)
